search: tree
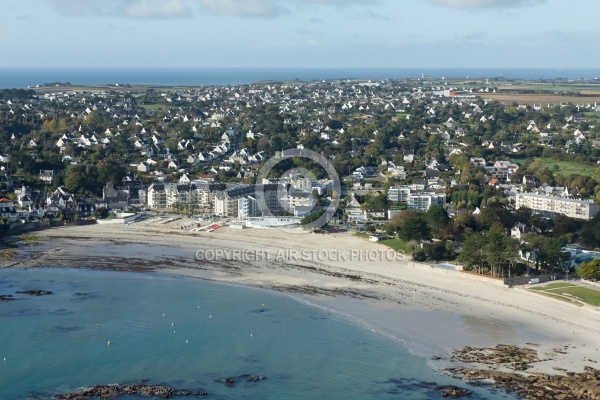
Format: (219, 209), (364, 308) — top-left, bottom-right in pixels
(523, 233), (568, 272)
(425, 205), (449, 237)
(552, 215), (581, 240)
(64, 164), (98, 194)
(388, 210), (419, 232)
(97, 160), (126, 186)
(94, 207), (109, 219)
(459, 229), (518, 277)
(301, 209), (326, 228)
(361, 194), (388, 211)
(581, 214), (600, 249)
(424, 241), (455, 261)
(577, 259), (600, 281)
(398, 215), (431, 242)
(64, 165), (87, 194)
(459, 232), (486, 274)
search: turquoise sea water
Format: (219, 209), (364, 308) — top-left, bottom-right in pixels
(0, 268), (515, 399)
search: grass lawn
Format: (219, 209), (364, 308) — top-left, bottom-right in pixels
(529, 282), (600, 307)
(530, 282), (575, 291)
(380, 239), (408, 252)
(354, 233), (407, 252)
(559, 286), (600, 306)
(536, 292), (582, 306)
(534, 158), (596, 177)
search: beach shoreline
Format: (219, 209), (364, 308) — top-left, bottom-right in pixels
(4, 221), (600, 379)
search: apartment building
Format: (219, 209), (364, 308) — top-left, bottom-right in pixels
(388, 185), (446, 212)
(146, 181), (226, 210)
(515, 193), (598, 220)
(407, 193), (447, 212)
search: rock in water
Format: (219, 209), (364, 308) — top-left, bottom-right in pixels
(17, 290), (53, 296)
(54, 384), (207, 399)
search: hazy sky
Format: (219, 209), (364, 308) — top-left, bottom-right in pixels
(1, 0), (599, 68)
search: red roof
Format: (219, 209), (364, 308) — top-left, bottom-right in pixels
(0, 198), (13, 203)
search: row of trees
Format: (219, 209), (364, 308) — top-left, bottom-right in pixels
(458, 228), (519, 277)
(386, 205), (450, 243)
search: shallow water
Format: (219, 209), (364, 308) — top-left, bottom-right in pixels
(0, 268), (516, 399)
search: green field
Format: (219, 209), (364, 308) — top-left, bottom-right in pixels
(530, 282), (574, 290)
(584, 111), (600, 120)
(354, 233), (407, 252)
(534, 158), (596, 177)
(380, 238), (408, 252)
(529, 282), (600, 307)
(140, 103), (177, 111)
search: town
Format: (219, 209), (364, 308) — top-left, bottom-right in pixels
(2, 76), (600, 280)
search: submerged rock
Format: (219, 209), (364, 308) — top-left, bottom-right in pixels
(17, 289), (53, 296)
(436, 385), (472, 398)
(0, 294), (15, 301)
(248, 375), (266, 382)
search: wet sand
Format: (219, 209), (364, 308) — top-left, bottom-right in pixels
(6, 220), (600, 376)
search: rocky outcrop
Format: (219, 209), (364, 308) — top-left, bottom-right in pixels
(54, 384), (207, 399)
(451, 344), (539, 371)
(447, 345), (600, 399)
(448, 366), (600, 400)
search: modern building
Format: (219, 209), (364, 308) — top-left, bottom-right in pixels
(388, 186), (412, 205)
(407, 193), (446, 212)
(515, 193), (598, 220)
(238, 196), (258, 220)
(388, 185), (446, 212)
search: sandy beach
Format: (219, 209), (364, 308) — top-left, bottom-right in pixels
(5, 219), (600, 378)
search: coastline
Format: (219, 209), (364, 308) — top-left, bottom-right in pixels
(5, 221), (600, 379)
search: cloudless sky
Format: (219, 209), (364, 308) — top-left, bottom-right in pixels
(1, 0), (599, 68)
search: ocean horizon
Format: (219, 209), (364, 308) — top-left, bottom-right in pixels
(1, 67), (599, 89)
(0, 267), (516, 399)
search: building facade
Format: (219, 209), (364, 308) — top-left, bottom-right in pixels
(515, 193), (598, 220)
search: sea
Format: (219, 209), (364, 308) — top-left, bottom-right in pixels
(0, 67), (599, 89)
(0, 267), (518, 399)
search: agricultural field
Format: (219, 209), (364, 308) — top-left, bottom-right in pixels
(496, 82), (600, 93)
(478, 81), (600, 106)
(530, 282), (600, 307)
(480, 93), (600, 106)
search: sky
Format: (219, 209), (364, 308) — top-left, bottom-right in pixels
(1, 0), (599, 68)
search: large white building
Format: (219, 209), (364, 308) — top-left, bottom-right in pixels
(237, 196), (257, 220)
(388, 186), (412, 205)
(388, 185), (446, 212)
(215, 184), (282, 218)
(146, 181), (226, 210)
(407, 193), (446, 212)
(515, 193), (598, 220)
